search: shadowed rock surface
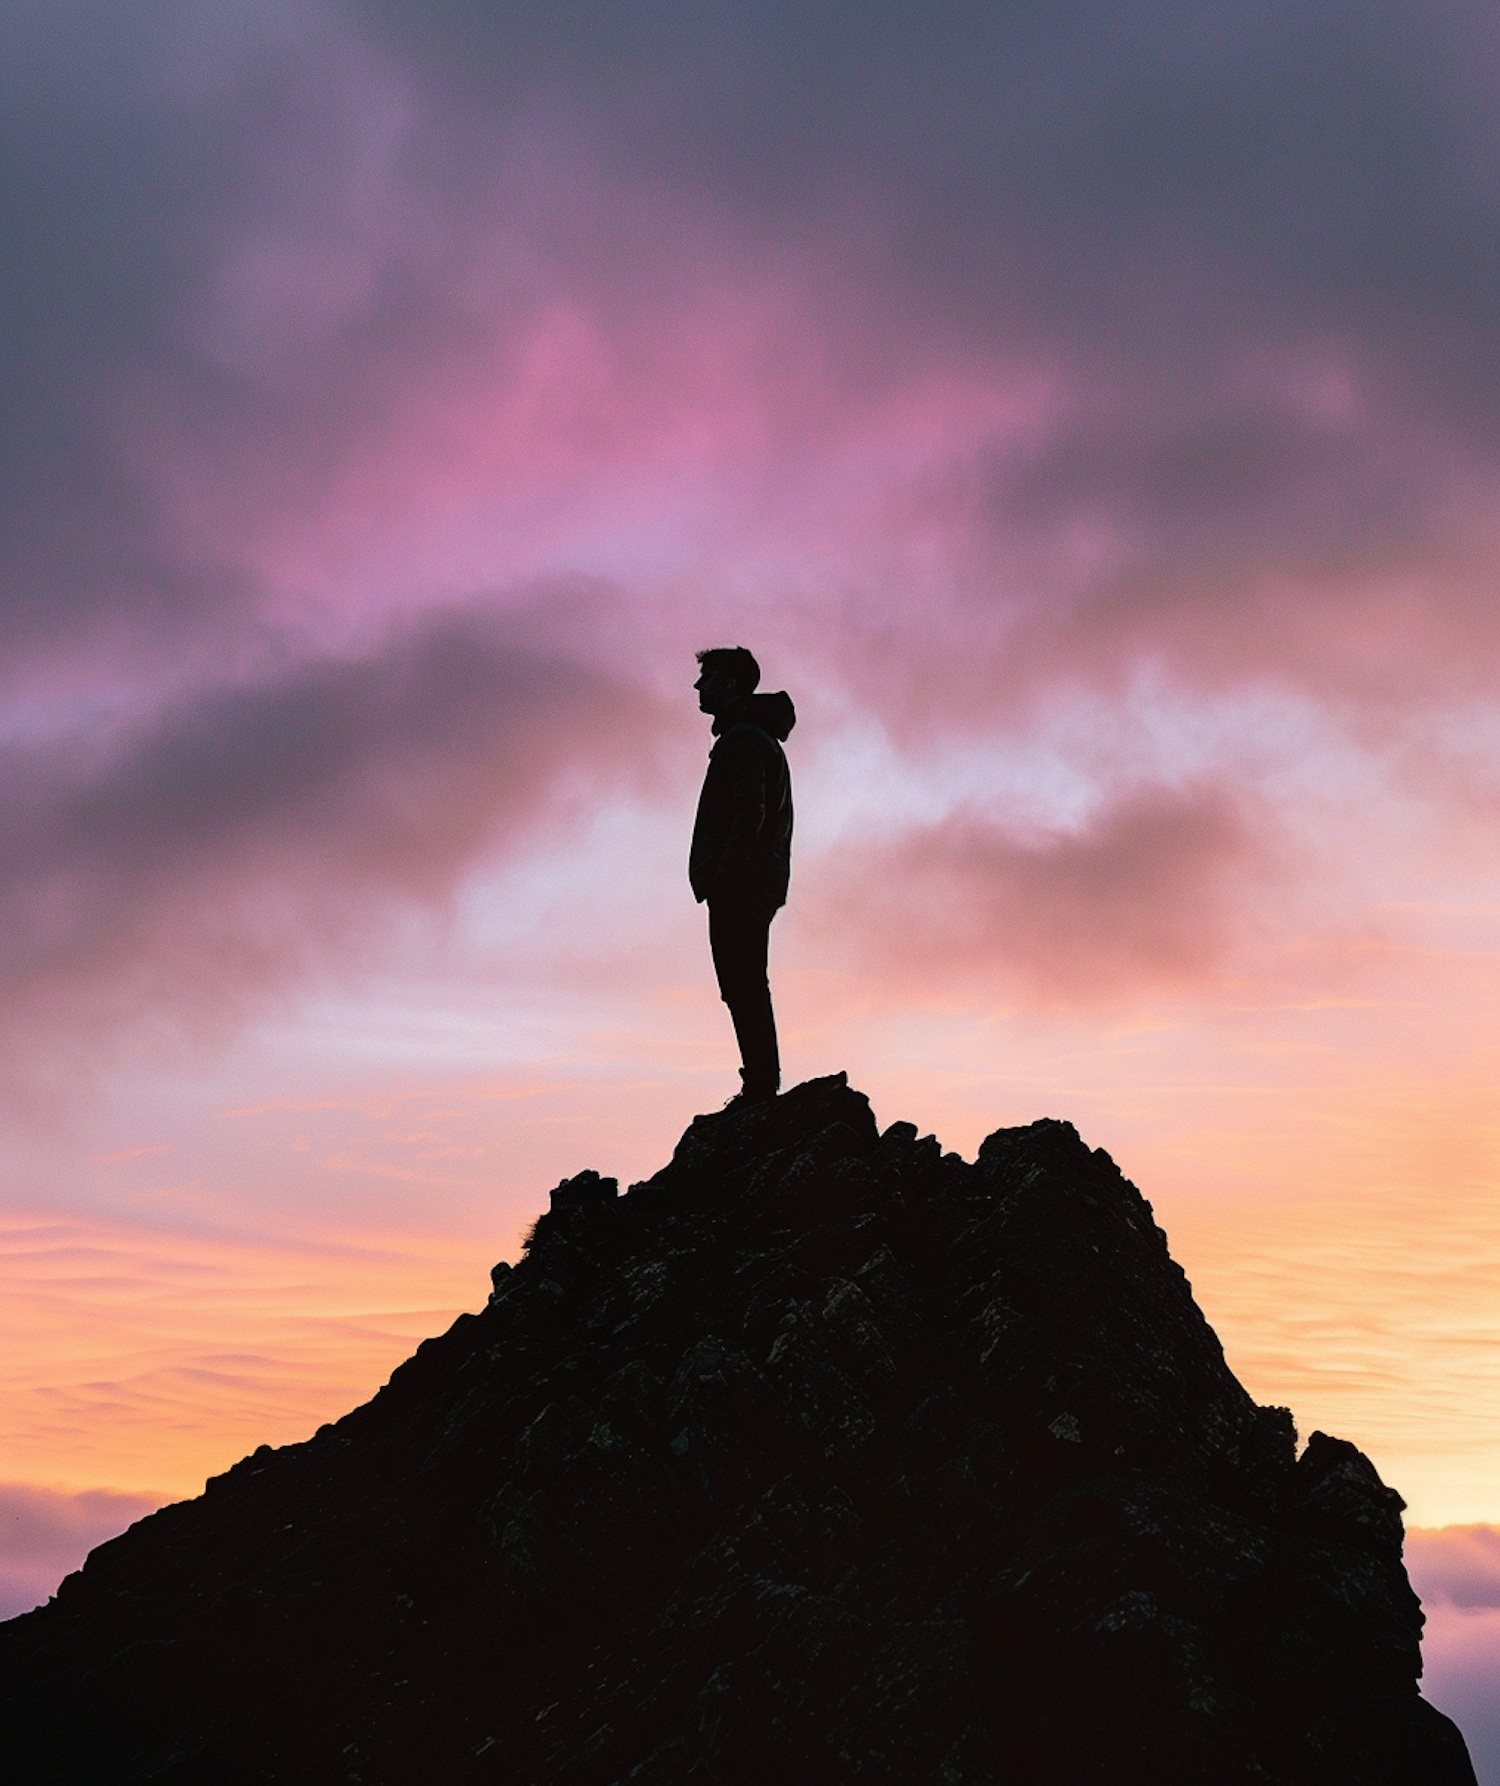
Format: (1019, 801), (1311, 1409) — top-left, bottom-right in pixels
(0, 1076), (1476, 1784)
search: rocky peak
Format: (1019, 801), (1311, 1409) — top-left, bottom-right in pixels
(0, 1075), (1476, 1784)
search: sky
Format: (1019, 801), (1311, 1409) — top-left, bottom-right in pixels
(2, 0), (1499, 1765)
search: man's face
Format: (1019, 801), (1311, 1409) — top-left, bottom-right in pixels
(695, 664), (740, 715)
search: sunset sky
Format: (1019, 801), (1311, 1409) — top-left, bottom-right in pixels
(3, 0), (1499, 1763)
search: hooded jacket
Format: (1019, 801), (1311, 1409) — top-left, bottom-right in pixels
(689, 690), (796, 908)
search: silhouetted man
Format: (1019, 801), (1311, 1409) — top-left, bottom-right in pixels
(690, 647), (795, 1106)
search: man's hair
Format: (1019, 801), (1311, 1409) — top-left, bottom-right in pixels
(696, 646), (761, 694)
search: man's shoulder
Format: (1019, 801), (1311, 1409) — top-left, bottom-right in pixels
(715, 718), (786, 755)
(709, 721), (761, 762)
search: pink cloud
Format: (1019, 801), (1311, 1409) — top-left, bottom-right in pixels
(1408, 1524), (1500, 1611)
(811, 783), (1257, 1006)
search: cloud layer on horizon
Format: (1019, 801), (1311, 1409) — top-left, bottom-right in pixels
(0, 1483), (161, 1620)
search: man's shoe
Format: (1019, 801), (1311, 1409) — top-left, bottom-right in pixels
(722, 1084), (777, 1110)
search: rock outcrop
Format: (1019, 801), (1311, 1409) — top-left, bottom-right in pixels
(0, 1076), (1477, 1783)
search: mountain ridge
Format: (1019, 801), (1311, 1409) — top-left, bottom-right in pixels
(0, 1075), (1477, 1784)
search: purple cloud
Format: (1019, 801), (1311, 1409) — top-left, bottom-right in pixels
(0, 597), (663, 1080)
(0, 1482), (163, 1620)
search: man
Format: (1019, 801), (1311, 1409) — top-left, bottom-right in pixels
(689, 647), (795, 1106)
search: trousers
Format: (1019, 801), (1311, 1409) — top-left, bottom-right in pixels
(707, 890), (780, 1095)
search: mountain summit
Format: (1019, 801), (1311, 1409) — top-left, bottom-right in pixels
(0, 1076), (1476, 1784)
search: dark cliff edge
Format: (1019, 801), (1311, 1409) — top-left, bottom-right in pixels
(0, 1076), (1477, 1785)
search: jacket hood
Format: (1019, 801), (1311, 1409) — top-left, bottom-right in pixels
(715, 689), (796, 742)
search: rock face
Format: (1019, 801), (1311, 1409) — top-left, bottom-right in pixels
(0, 1076), (1477, 1784)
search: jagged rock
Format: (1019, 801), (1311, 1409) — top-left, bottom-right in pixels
(0, 1075), (1476, 1784)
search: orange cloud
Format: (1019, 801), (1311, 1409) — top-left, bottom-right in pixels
(0, 1205), (481, 1497)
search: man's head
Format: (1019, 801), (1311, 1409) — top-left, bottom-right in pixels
(694, 646), (761, 716)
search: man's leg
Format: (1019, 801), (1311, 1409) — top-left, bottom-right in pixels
(728, 981), (779, 1097)
(707, 893), (780, 1098)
